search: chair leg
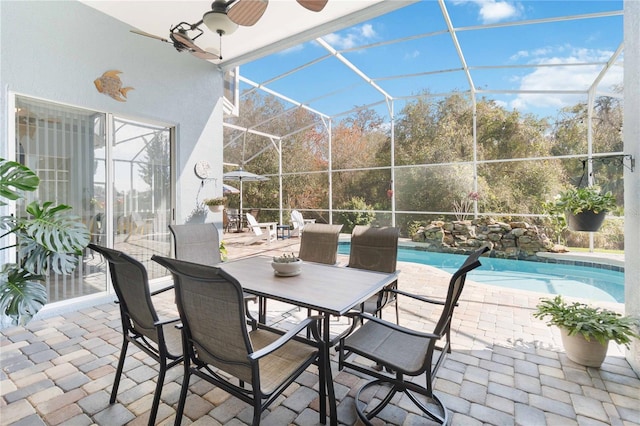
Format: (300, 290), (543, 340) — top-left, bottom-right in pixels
(148, 359), (166, 426)
(395, 298), (400, 325)
(174, 364), (191, 426)
(355, 378), (448, 425)
(252, 393), (262, 426)
(110, 338), (129, 404)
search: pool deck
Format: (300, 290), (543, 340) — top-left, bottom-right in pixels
(536, 251), (625, 269)
(1, 231), (638, 425)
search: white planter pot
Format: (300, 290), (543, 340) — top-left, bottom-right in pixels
(559, 327), (608, 367)
(207, 205), (224, 213)
(271, 260), (302, 277)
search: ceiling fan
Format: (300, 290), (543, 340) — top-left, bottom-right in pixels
(131, 23), (221, 60)
(131, 0), (328, 61)
(215, 0), (328, 27)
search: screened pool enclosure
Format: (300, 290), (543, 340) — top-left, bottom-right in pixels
(222, 1), (627, 251)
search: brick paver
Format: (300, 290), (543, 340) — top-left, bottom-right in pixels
(1, 235), (638, 425)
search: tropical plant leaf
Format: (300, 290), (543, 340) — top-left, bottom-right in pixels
(0, 263), (46, 326)
(0, 158), (40, 205)
(22, 201), (89, 254)
(19, 237), (81, 275)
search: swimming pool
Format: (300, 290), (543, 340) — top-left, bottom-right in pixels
(338, 244), (625, 303)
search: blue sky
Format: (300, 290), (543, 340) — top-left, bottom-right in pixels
(238, 0), (623, 122)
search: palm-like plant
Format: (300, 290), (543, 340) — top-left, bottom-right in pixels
(0, 158), (89, 326)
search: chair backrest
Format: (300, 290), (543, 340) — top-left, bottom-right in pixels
(433, 245), (489, 335)
(88, 243), (160, 343)
(151, 255), (255, 383)
(291, 210), (305, 230)
(246, 213), (263, 236)
(222, 209), (229, 229)
(169, 223), (221, 266)
(348, 225), (399, 273)
(299, 223), (344, 264)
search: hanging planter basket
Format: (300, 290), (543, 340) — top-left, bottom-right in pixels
(565, 210), (606, 232)
(207, 204), (224, 213)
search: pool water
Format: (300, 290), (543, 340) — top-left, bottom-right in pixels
(338, 244), (624, 303)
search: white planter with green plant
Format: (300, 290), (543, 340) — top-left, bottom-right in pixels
(271, 253), (302, 276)
(203, 197), (227, 212)
(534, 295), (639, 367)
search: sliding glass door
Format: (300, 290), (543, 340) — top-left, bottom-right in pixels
(110, 117), (172, 278)
(15, 96), (173, 304)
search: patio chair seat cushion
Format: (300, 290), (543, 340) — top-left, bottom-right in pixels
(343, 319), (430, 374)
(250, 329), (319, 394)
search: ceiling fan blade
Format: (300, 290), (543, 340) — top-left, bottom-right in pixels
(297, 0), (327, 12)
(130, 29), (169, 43)
(192, 49), (220, 60)
(173, 31), (221, 60)
(227, 0), (268, 26)
(171, 31), (200, 51)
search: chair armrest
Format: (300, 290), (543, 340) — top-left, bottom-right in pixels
(349, 312), (442, 340)
(388, 288), (447, 306)
(154, 316), (181, 327)
(151, 284), (174, 297)
(257, 222), (277, 230)
(250, 316), (323, 360)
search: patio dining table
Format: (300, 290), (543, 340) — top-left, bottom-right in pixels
(220, 255), (399, 426)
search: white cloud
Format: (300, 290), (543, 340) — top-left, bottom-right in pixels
(323, 23), (378, 50)
(453, 0), (522, 24)
(509, 47), (623, 112)
(478, 1), (519, 23)
(361, 24), (375, 39)
(404, 50), (420, 60)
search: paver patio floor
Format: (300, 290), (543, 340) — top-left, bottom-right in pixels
(1, 232), (638, 425)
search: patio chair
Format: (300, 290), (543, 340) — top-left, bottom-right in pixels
(168, 223), (258, 308)
(223, 208), (240, 232)
(290, 210), (305, 237)
(348, 225), (400, 323)
(337, 245), (490, 425)
(245, 212), (277, 245)
(150, 255), (334, 426)
(169, 223), (222, 265)
(298, 223), (344, 265)
(87, 244), (183, 426)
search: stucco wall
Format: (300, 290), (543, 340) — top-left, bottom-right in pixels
(623, 0), (640, 374)
(0, 0), (225, 232)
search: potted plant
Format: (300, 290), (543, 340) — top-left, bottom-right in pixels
(534, 295), (639, 367)
(550, 186), (616, 232)
(271, 252), (302, 277)
(0, 159), (89, 326)
(203, 196), (227, 213)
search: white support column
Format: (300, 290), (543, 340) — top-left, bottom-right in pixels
(624, 0), (640, 374)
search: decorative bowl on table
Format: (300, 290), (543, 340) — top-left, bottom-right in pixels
(271, 253), (302, 277)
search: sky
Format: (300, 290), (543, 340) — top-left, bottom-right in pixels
(237, 0), (624, 123)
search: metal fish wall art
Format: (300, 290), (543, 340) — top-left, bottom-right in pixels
(94, 70), (134, 102)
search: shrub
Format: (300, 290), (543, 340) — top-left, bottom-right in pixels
(337, 197), (375, 233)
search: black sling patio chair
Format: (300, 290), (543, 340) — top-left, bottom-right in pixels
(87, 244), (183, 426)
(337, 245), (490, 425)
(151, 255), (335, 426)
(348, 225), (400, 323)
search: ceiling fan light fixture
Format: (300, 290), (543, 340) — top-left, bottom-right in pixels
(203, 10), (238, 35)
